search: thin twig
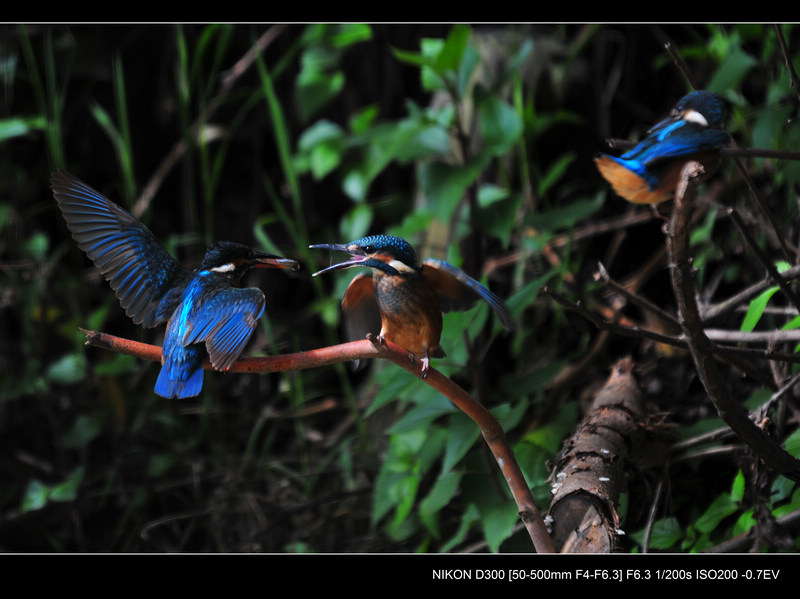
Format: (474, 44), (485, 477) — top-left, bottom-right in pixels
(595, 261), (680, 331)
(774, 24), (800, 102)
(133, 25), (288, 218)
(605, 139), (800, 162)
(664, 42), (695, 90)
(729, 157), (796, 262)
(542, 286), (800, 367)
(700, 264), (800, 322)
(727, 207), (800, 312)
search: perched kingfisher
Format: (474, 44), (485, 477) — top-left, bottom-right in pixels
(310, 234), (512, 377)
(595, 90), (731, 204)
(51, 170), (299, 399)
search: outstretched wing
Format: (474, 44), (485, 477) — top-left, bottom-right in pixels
(51, 170), (186, 328)
(181, 286), (266, 371)
(421, 258), (511, 330)
(341, 272), (382, 371)
(341, 272), (382, 340)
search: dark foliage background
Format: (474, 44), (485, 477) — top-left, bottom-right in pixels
(1, 23), (799, 553)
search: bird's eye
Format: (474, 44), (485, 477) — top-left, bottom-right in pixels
(362, 245), (375, 254)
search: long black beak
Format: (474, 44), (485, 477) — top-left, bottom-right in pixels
(253, 252), (300, 271)
(309, 243), (368, 276)
(647, 111), (683, 134)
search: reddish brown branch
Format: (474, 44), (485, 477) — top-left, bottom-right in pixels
(80, 328), (555, 553)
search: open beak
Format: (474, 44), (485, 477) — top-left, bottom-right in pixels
(309, 243), (368, 276)
(253, 252), (300, 271)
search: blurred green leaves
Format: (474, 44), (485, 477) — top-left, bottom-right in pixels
(7, 22), (800, 554)
(21, 467), (84, 513)
(295, 21), (528, 238)
(292, 23), (575, 551)
(295, 24), (372, 123)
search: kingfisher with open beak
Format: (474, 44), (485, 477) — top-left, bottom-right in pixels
(310, 234), (511, 377)
(595, 90), (731, 205)
(52, 170), (299, 399)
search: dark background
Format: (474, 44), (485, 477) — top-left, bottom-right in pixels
(1, 23), (799, 554)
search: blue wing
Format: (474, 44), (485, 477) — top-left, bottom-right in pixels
(622, 121), (730, 167)
(181, 286), (266, 371)
(421, 258), (511, 329)
(52, 170), (186, 328)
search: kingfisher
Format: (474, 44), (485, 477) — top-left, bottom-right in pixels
(310, 234), (511, 377)
(595, 90), (731, 204)
(51, 170), (299, 399)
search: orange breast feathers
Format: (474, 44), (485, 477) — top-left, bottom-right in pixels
(372, 272), (445, 359)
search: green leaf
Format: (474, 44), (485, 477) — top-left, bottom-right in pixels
(393, 25), (472, 93)
(23, 231), (49, 261)
(47, 467), (84, 502)
(741, 286), (779, 332)
(342, 117), (452, 201)
(477, 94), (522, 154)
(730, 469), (745, 503)
(526, 192), (604, 231)
(387, 394), (456, 434)
(62, 413), (104, 449)
(633, 517), (683, 550)
(342, 169), (368, 202)
(694, 493), (739, 534)
(456, 44), (480, 97)
(296, 69), (344, 123)
(781, 314), (800, 331)
(0, 115), (46, 141)
(442, 413), (482, 472)
(732, 509), (756, 537)
(297, 119), (344, 152)
(436, 24), (471, 73)
(330, 23), (372, 47)
(477, 183), (510, 207)
(741, 262), (789, 331)
(419, 470), (462, 536)
(147, 453), (176, 478)
(440, 503), (481, 552)
(338, 203), (373, 242)
(418, 155), (490, 221)
(20, 467), (85, 513)
(707, 43), (758, 93)
(479, 501), (519, 553)
(372, 429), (425, 524)
(392, 471), (421, 527)
(46, 353), (87, 385)
(366, 368), (421, 416)
(753, 103), (792, 150)
(349, 104), (379, 134)
(476, 192), (521, 245)
(537, 152), (575, 197)
(20, 480), (48, 512)
(93, 353), (138, 376)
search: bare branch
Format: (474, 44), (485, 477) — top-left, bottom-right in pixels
(80, 328), (556, 553)
(665, 162), (800, 483)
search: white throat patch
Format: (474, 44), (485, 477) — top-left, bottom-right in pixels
(388, 259), (416, 273)
(209, 262), (237, 274)
(682, 109), (709, 127)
